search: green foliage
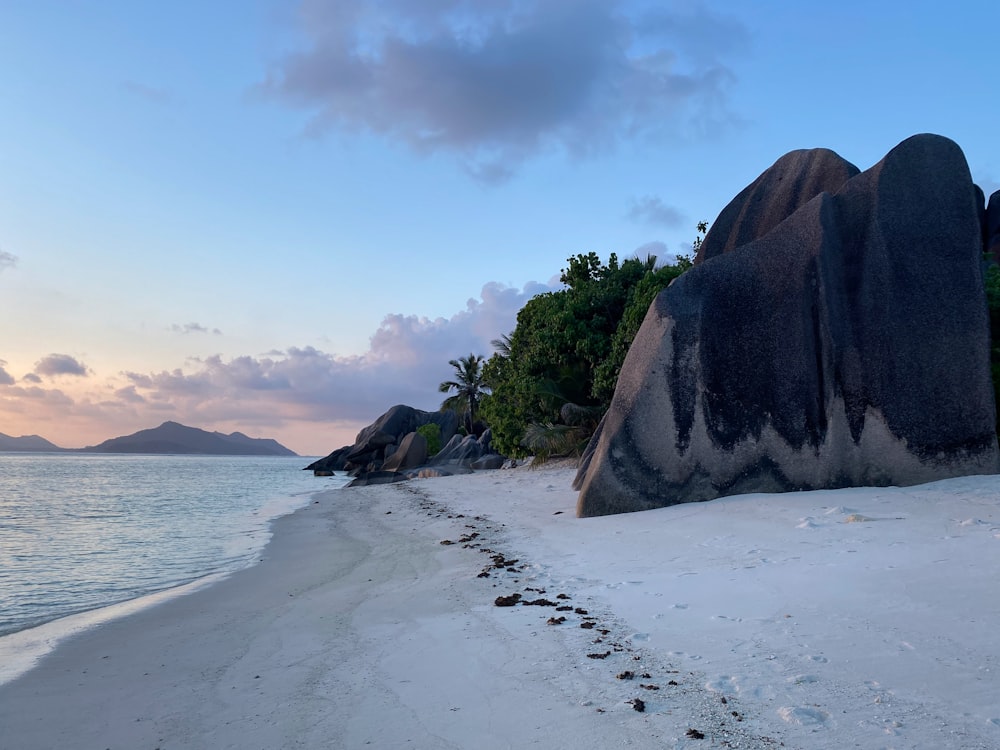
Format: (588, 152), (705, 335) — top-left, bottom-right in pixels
(592, 259), (691, 403)
(522, 422), (586, 463)
(439, 354), (488, 432)
(481, 245), (697, 457)
(416, 423), (442, 457)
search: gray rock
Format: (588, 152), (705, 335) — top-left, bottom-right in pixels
(696, 148), (859, 263)
(412, 464), (475, 478)
(431, 434), (483, 465)
(304, 445), (352, 473)
(987, 190), (1000, 261)
(346, 470), (410, 487)
(306, 404), (459, 474)
(471, 454), (505, 471)
(974, 185), (987, 248)
(477, 428), (493, 453)
(381, 431), (428, 472)
(355, 405), (459, 449)
(577, 134), (999, 517)
(346, 430), (395, 463)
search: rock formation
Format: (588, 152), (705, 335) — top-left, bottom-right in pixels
(306, 405), (457, 473)
(695, 147), (860, 263)
(430, 428), (495, 466)
(381, 431), (428, 472)
(576, 134), (999, 517)
(307, 404), (505, 483)
(987, 190), (1000, 262)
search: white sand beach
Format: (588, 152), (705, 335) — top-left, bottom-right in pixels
(2, 464), (999, 749)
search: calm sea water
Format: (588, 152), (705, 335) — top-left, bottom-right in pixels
(0, 453), (346, 640)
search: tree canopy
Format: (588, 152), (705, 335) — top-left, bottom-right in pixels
(438, 353), (488, 434)
(480, 250), (694, 457)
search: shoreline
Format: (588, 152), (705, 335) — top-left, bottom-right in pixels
(1, 466), (998, 748)
(0, 475), (336, 685)
(0, 466), (768, 749)
(0, 453), (330, 642)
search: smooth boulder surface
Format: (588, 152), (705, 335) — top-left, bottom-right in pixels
(577, 134), (999, 517)
(987, 190), (1000, 261)
(306, 405), (458, 473)
(381, 432), (428, 472)
(695, 148), (859, 263)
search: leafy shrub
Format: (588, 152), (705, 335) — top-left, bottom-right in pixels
(416, 423), (442, 457)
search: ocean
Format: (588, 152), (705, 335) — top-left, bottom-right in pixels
(0, 452), (347, 682)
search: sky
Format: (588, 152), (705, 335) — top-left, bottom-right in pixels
(1, 0), (997, 456)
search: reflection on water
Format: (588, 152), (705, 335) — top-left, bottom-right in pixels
(0, 453), (346, 639)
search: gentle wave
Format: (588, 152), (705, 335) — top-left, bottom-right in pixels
(0, 453), (348, 640)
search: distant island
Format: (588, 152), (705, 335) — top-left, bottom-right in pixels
(0, 421), (297, 456)
(0, 433), (64, 452)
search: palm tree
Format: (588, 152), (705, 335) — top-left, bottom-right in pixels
(490, 333), (513, 357)
(439, 354), (487, 433)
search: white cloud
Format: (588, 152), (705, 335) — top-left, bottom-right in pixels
(129, 280), (552, 423)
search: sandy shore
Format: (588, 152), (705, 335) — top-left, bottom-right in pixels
(2, 464), (999, 749)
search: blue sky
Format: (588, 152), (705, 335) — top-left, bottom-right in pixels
(1, 0), (997, 455)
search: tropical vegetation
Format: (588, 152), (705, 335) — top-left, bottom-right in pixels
(478, 245), (697, 458)
(438, 354), (488, 434)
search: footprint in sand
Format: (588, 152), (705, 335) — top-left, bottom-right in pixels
(711, 614), (743, 623)
(787, 674), (819, 685)
(706, 675), (739, 693)
(778, 706), (830, 726)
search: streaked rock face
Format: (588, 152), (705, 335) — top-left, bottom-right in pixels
(695, 147), (860, 263)
(987, 190), (1000, 262)
(576, 134), (999, 517)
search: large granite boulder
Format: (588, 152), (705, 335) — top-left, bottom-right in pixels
(381, 431), (428, 472)
(305, 405), (458, 472)
(430, 434), (484, 465)
(471, 454), (505, 470)
(429, 428), (502, 469)
(696, 148), (859, 263)
(987, 190), (1000, 262)
(353, 405), (458, 452)
(576, 134), (999, 517)
(346, 470), (409, 487)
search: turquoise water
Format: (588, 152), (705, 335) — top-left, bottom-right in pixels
(0, 453), (346, 638)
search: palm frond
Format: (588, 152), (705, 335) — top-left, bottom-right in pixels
(521, 422), (587, 462)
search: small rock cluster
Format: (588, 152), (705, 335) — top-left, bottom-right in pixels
(305, 404), (505, 486)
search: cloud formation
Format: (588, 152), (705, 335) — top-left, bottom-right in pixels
(0, 361), (14, 386)
(34, 354), (90, 378)
(171, 322), (223, 335)
(126, 280), (553, 425)
(0, 280), (556, 452)
(0, 250), (17, 272)
(627, 195), (684, 227)
(265, 0), (747, 180)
